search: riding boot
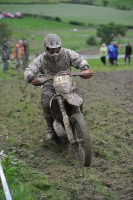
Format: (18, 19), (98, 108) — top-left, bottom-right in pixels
(45, 117), (56, 140)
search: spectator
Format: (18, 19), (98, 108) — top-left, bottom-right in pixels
(113, 41), (119, 66)
(1, 41), (10, 73)
(13, 40), (25, 69)
(100, 43), (107, 66)
(124, 42), (132, 65)
(108, 42), (115, 66)
(23, 40), (29, 66)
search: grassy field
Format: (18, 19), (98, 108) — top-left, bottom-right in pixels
(0, 3), (133, 55)
(0, 0), (133, 10)
(0, 17), (133, 55)
(0, 17), (94, 53)
(0, 3), (133, 26)
(0, 0), (59, 3)
(109, 0), (133, 8)
(0, 60), (133, 199)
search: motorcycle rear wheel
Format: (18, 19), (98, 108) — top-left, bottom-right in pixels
(70, 113), (92, 167)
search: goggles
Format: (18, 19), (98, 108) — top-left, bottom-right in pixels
(46, 47), (61, 54)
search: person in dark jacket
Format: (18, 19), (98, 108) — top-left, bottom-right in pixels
(124, 42), (132, 65)
(113, 41), (119, 66)
(23, 40), (29, 66)
(1, 42), (10, 73)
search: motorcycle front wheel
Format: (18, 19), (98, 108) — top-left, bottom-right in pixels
(70, 113), (92, 167)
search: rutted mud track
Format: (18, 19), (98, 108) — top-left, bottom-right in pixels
(0, 70), (133, 199)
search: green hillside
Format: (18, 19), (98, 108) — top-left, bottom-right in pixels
(0, 4), (133, 26)
(109, 0), (133, 9)
(1, 17), (132, 56)
(0, 0), (133, 9)
(0, 17), (94, 53)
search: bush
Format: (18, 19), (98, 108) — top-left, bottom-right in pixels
(86, 36), (97, 46)
(55, 17), (61, 22)
(22, 13), (62, 22)
(69, 21), (85, 26)
(103, 0), (109, 7)
(0, 22), (13, 45)
(96, 22), (127, 44)
(116, 5), (131, 10)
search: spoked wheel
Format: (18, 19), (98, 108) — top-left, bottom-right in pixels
(70, 114), (92, 167)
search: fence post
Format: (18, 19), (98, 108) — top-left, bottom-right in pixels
(0, 151), (12, 200)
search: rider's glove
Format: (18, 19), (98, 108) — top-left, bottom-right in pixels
(28, 75), (36, 83)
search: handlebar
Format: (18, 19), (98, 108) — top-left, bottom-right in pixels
(31, 70), (93, 86)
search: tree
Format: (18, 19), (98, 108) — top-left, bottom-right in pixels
(0, 22), (12, 45)
(86, 36), (97, 46)
(96, 22), (127, 44)
(86, 0), (95, 5)
(102, 0), (109, 7)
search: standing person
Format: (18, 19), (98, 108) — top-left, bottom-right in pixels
(113, 41), (119, 66)
(100, 43), (107, 66)
(24, 33), (91, 140)
(108, 42), (115, 66)
(124, 42), (132, 65)
(13, 40), (25, 69)
(23, 40), (29, 66)
(1, 41), (10, 73)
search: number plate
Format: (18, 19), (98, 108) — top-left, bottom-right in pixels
(54, 75), (71, 85)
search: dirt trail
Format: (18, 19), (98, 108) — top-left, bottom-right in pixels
(0, 70), (133, 199)
(77, 47), (100, 55)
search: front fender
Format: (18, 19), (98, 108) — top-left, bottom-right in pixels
(64, 93), (83, 106)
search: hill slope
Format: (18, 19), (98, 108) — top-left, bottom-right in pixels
(0, 4), (133, 25)
(0, 0), (133, 9)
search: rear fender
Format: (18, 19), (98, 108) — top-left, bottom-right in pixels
(64, 93), (83, 106)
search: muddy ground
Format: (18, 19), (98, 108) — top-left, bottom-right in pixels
(0, 68), (133, 199)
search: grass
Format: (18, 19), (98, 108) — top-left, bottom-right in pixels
(0, 3), (133, 26)
(1, 17), (133, 55)
(0, 0), (59, 3)
(1, 17), (94, 53)
(0, 0), (133, 10)
(87, 57), (133, 72)
(0, 60), (133, 199)
(109, 0), (133, 9)
(0, 155), (51, 200)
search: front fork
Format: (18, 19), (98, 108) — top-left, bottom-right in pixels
(56, 95), (75, 144)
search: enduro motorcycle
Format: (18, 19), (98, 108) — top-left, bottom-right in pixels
(31, 69), (93, 167)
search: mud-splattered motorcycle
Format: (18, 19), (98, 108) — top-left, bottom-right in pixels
(31, 70), (93, 167)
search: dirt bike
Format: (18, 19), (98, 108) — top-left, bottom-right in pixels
(31, 69), (93, 167)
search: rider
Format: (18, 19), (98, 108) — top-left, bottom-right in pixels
(24, 33), (90, 140)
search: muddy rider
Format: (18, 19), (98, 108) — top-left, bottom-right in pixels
(24, 33), (90, 140)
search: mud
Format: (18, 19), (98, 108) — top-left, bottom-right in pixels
(0, 69), (133, 199)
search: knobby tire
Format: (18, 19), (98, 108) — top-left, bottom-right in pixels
(70, 114), (92, 167)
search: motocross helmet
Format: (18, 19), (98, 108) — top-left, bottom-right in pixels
(43, 33), (62, 60)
